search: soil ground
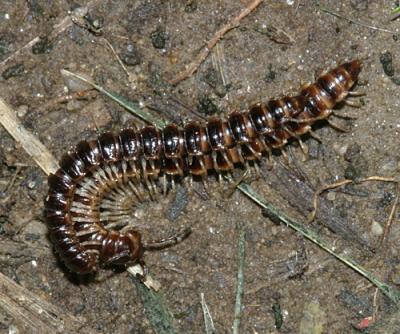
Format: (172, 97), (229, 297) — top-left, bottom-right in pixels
(0, 1), (400, 333)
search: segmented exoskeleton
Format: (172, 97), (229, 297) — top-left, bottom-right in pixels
(44, 60), (362, 274)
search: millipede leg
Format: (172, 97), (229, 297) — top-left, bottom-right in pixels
(244, 160), (250, 174)
(143, 227), (192, 250)
(150, 178), (159, 198)
(162, 174), (168, 195)
(226, 171), (234, 183)
(331, 112), (357, 120)
(253, 162), (261, 179)
(327, 119), (350, 133)
(281, 148), (290, 165)
(297, 138), (309, 161)
(201, 173), (209, 191)
(344, 99), (362, 108)
(309, 130), (322, 143)
(347, 91), (365, 97)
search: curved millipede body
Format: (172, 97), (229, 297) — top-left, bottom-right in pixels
(44, 60), (362, 274)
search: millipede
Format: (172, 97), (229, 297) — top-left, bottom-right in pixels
(44, 60), (362, 274)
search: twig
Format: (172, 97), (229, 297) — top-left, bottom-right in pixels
(308, 176), (398, 223)
(0, 271), (94, 333)
(102, 37), (138, 89)
(169, 0), (262, 85)
(319, 6), (397, 34)
(0, 98), (59, 175)
(380, 182), (400, 247)
(37, 90), (97, 113)
(233, 226), (246, 334)
(265, 162), (369, 248)
(2, 166), (21, 193)
(0, 0), (103, 70)
(237, 182), (400, 304)
(308, 179), (353, 223)
(60, 69), (167, 128)
(0, 37), (40, 68)
(131, 276), (178, 334)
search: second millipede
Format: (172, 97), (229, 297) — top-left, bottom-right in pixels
(44, 60), (362, 274)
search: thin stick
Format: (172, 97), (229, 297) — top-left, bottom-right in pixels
(169, 0), (262, 85)
(319, 7), (397, 34)
(380, 182), (400, 247)
(308, 179), (352, 223)
(0, 271), (93, 333)
(0, 0), (103, 70)
(233, 226), (246, 334)
(0, 98), (59, 175)
(308, 176), (398, 223)
(237, 182), (400, 304)
(0, 37), (40, 68)
(102, 37), (137, 88)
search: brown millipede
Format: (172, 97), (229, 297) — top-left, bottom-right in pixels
(44, 60), (361, 274)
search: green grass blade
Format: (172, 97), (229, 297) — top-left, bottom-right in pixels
(392, 6), (400, 14)
(61, 69), (167, 129)
(237, 182), (400, 304)
(131, 277), (177, 334)
(233, 226), (246, 334)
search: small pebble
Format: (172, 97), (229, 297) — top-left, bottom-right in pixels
(16, 105), (29, 118)
(326, 192), (336, 201)
(151, 26), (166, 49)
(333, 143), (349, 157)
(370, 221), (383, 236)
(185, 0), (197, 12)
(380, 51), (394, 77)
(299, 301), (326, 334)
(120, 43), (141, 66)
(264, 64), (277, 83)
(2, 63), (25, 80)
(27, 180), (36, 189)
(66, 99), (84, 112)
(32, 37), (53, 54)
(197, 95), (219, 115)
(61, 69), (92, 92)
(350, 0), (369, 10)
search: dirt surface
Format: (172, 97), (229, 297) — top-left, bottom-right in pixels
(0, 1), (400, 333)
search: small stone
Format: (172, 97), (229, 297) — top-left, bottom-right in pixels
(27, 180), (36, 189)
(61, 69), (93, 92)
(120, 44), (141, 66)
(197, 95), (219, 115)
(299, 301), (326, 334)
(0, 35), (12, 57)
(350, 0), (369, 10)
(333, 143), (349, 157)
(151, 26), (166, 49)
(2, 63), (25, 80)
(326, 192), (336, 201)
(370, 221), (383, 236)
(16, 105), (29, 118)
(32, 37), (53, 54)
(344, 164), (361, 180)
(185, 0), (197, 12)
(264, 64), (277, 83)
(380, 51), (394, 77)
(344, 143), (361, 162)
(66, 99), (84, 112)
